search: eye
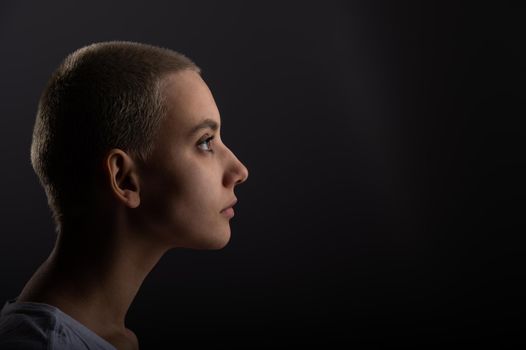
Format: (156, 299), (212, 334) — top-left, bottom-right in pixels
(197, 135), (215, 153)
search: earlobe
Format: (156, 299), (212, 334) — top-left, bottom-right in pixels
(122, 175), (141, 209)
(106, 149), (141, 209)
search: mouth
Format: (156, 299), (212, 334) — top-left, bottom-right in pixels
(220, 198), (238, 213)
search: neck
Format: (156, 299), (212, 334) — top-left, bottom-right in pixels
(17, 216), (170, 336)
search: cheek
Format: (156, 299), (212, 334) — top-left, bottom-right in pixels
(163, 165), (225, 247)
(140, 151), (223, 224)
(176, 166), (216, 214)
(158, 155), (214, 213)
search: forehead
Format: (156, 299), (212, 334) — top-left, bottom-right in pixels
(160, 70), (220, 136)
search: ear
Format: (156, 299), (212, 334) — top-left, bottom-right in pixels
(105, 148), (141, 208)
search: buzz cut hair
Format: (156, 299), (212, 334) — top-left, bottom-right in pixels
(30, 41), (201, 235)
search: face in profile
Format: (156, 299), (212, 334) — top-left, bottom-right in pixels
(136, 69), (249, 250)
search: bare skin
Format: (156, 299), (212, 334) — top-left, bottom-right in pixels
(17, 69), (249, 349)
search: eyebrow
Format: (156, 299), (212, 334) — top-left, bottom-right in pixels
(188, 118), (220, 136)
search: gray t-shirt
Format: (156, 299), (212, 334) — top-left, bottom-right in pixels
(0, 298), (117, 349)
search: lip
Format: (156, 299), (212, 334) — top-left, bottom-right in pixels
(221, 207), (235, 218)
(220, 198), (238, 213)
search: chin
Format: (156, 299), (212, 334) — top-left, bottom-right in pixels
(206, 234), (231, 250)
(183, 231), (231, 250)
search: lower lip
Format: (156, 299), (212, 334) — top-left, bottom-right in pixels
(221, 207), (235, 218)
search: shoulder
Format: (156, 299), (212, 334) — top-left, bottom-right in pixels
(0, 312), (50, 349)
(0, 302), (117, 350)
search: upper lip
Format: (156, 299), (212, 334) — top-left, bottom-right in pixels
(221, 198), (238, 212)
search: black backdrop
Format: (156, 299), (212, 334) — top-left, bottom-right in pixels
(0, 1), (524, 346)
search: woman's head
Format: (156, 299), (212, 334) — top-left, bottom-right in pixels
(31, 41), (248, 248)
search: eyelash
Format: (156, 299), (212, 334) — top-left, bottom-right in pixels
(197, 135), (215, 153)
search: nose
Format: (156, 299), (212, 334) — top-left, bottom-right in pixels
(224, 149), (249, 187)
(235, 160), (249, 185)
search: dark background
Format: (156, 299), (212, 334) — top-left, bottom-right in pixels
(0, 0), (524, 346)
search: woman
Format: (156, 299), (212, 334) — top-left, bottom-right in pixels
(0, 41), (249, 349)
